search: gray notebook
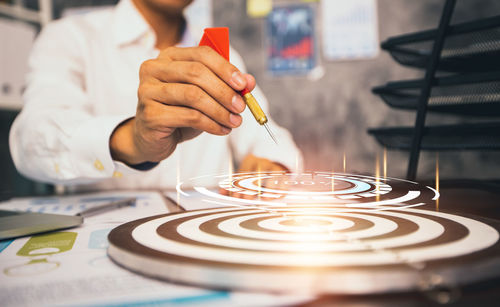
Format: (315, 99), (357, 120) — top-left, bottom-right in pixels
(0, 210), (83, 241)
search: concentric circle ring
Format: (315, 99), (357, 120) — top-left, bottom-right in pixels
(109, 206), (500, 294)
(130, 207), (497, 266)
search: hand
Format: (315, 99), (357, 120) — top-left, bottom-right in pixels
(237, 154), (288, 173)
(220, 154), (288, 199)
(110, 46), (256, 165)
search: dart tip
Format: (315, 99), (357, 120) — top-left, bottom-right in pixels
(264, 123), (278, 145)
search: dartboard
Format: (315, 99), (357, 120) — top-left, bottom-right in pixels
(108, 172), (500, 294)
(177, 171), (439, 209)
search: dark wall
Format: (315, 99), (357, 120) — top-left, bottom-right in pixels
(3, 0), (500, 199)
(213, 0), (500, 180)
(0, 111), (52, 199)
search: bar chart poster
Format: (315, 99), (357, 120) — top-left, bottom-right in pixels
(267, 5), (316, 75)
(321, 0), (379, 60)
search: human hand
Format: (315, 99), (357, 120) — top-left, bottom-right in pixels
(237, 154), (288, 173)
(110, 46), (256, 165)
(220, 154), (288, 199)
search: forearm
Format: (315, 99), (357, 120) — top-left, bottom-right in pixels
(10, 107), (128, 185)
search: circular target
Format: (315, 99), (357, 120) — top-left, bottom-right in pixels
(108, 207), (500, 294)
(177, 172), (438, 209)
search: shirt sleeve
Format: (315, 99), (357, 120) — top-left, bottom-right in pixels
(9, 20), (133, 185)
(228, 47), (304, 172)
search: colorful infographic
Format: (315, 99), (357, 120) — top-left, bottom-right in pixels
(4, 232), (77, 277)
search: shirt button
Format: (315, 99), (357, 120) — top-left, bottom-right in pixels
(94, 159), (104, 171)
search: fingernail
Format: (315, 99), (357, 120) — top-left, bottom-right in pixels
(232, 95), (245, 113)
(229, 113), (242, 127)
(231, 71), (246, 88)
(222, 126), (231, 134)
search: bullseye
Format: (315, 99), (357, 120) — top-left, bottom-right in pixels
(264, 216), (351, 232)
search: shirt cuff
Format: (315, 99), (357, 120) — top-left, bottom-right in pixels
(69, 115), (131, 179)
(128, 161), (159, 171)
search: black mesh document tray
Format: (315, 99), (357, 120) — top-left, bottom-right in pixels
(368, 122), (500, 151)
(372, 71), (500, 116)
(381, 16), (500, 72)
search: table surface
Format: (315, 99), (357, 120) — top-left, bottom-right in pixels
(301, 182), (500, 307)
(1, 184), (499, 307)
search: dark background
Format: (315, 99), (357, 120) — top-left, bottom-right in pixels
(218, 0), (500, 180)
(1, 0), (500, 199)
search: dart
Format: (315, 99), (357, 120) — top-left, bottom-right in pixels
(199, 27), (278, 144)
(239, 88), (277, 144)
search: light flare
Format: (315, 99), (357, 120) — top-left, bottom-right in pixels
(383, 147), (387, 179)
(257, 164), (262, 202)
(436, 153), (440, 212)
(176, 155), (181, 206)
(375, 152), (380, 202)
(331, 168), (335, 194)
(228, 150), (233, 183)
(226, 150), (234, 198)
(343, 152), (346, 173)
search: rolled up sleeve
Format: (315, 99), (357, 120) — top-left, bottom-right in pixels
(9, 21), (131, 185)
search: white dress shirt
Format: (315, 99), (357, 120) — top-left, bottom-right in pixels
(9, 0), (303, 190)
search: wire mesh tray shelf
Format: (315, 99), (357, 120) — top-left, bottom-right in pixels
(381, 16), (500, 72)
(372, 71), (500, 116)
(368, 122), (500, 151)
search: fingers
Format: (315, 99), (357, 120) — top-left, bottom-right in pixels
(171, 61), (247, 113)
(237, 154), (258, 173)
(243, 74), (256, 92)
(142, 59), (247, 115)
(237, 154), (288, 173)
(157, 46), (257, 103)
(136, 46), (259, 147)
(219, 154), (288, 201)
(232, 155), (287, 200)
(137, 101), (232, 136)
(141, 81), (242, 129)
(270, 162), (288, 172)
(159, 46), (249, 91)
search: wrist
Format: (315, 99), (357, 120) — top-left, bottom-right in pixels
(110, 118), (145, 165)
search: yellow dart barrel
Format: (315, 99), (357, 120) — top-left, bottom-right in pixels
(242, 92), (268, 125)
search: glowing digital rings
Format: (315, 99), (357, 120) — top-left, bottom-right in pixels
(108, 206), (500, 293)
(178, 172), (439, 209)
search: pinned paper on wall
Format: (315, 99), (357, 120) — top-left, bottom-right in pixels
(267, 4), (316, 75)
(0, 191), (168, 223)
(321, 0), (379, 60)
(247, 0), (272, 18)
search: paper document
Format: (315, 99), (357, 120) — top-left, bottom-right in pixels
(0, 190), (167, 223)
(165, 188), (224, 211)
(0, 222), (310, 306)
(321, 0), (379, 60)
(0, 191), (313, 306)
